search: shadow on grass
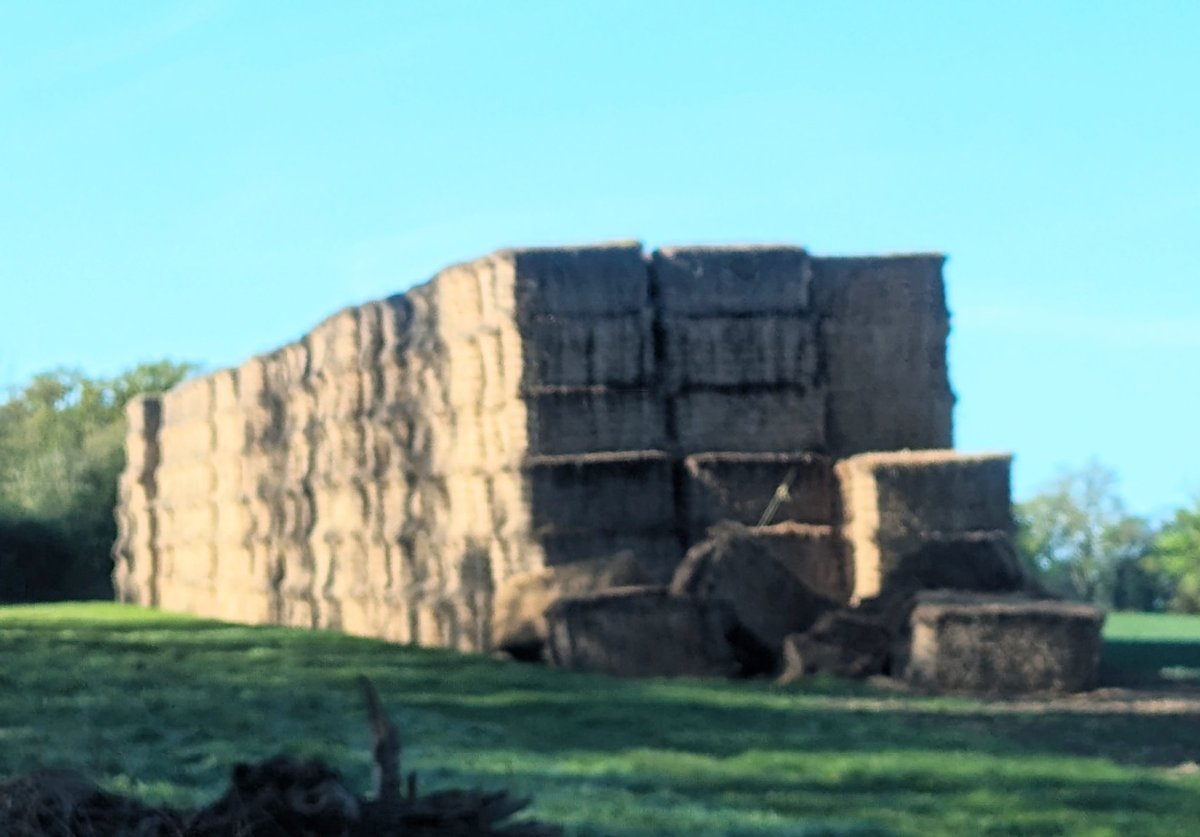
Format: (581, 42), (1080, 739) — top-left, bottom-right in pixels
(1101, 637), (1200, 687)
(4, 605), (1200, 835)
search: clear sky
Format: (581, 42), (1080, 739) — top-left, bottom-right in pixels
(2, 2), (1197, 517)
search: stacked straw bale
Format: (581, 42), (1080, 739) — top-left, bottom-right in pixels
(836, 450), (1020, 602)
(120, 240), (1044, 683)
(113, 395), (162, 605)
(812, 256), (954, 456)
(652, 247), (824, 454)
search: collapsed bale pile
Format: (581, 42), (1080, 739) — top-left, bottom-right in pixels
(0, 679), (561, 837)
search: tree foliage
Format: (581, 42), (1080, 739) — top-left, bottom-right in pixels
(1015, 462), (1164, 609)
(1148, 500), (1200, 613)
(0, 361), (195, 601)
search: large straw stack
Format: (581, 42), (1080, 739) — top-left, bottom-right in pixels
(115, 240), (996, 667)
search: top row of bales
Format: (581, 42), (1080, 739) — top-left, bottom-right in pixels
(431, 242), (952, 459)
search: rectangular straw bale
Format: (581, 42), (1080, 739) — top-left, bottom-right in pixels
(506, 242), (649, 318)
(307, 307), (361, 374)
(535, 531), (684, 581)
(519, 386), (669, 457)
(838, 451), (1014, 601)
(524, 451), (676, 534)
(839, 450), (1013, 536)
(310, 368), (365, 422)
(660, 315), (819, 391)
(811, 255), (947, 326)
(443, 330), (508, 412)
(123, 395), (162, 480)
(672, 387), (825, 454)
(820, 319), (948, 391)
(160, 376), (213, 427)
(826, 385), (954, 456)
(432, 258), (491, 338)
(652, 246), (811, 315)
(210, 368), (239, 416)
(682, 452), (836, 534)
(519, 312), (654, 389)
(545, 586), (738, 677)
(443, 472), (498, 541)
(905, 592), (1105, 693)
(700, 522), (850, 604)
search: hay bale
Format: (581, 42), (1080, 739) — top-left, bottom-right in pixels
(545, 586), (738, 677)
(904, 591), (1105, 693)
(811, 255), (946, 326)
(880, 530), (1027, 595)
(651, 246), (811, 315)
(519, 313), (655, 390)
(671, 387), (826, 454)
(492, 553), (657, 658)
(837, 451), (1014, 601)
(525, 452), (675, 534)
(778, 611), (893, 681)
(519, 386), (669, 458)
(438, 243), (648, 331)
(825, 384), (954, 458)
(670, 529), (837, 663)
(508, 243), (649, 318)
(660, 315), (818, 391)
(812, 255), (952, 456)
(695, 522), (850, 604)
(535, 531), (683, 577)
(681, 452), (836, 535)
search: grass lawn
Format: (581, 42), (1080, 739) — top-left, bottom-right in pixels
(2, 603), (1199, 836)
(1103, 612), (1200, 686)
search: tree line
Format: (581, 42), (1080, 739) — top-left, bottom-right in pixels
(0, 362), (194, 601)
(2, 362), (1198, 611)
(1016, 462), (1200, 613)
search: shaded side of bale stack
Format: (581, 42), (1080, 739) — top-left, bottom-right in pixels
(432, 245), (685, 653)
(811, 255), (953, 457)
(651, 247), (825, 456)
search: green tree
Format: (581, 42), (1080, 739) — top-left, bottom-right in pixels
(1148, 500), (1200, 613)
(0, 361), (196, 600)
(1015, 461), (1160, 608)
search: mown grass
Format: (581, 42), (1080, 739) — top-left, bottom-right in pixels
(1103, 611), (1200, 685)
(2, 603), (1199, 836)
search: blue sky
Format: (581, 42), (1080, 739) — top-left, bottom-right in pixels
(2, 2), (1197, 517)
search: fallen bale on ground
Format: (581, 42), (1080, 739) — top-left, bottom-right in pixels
(492, 552), (658, 660)
(671, 527), (838, 667)
(691, 521), (850, 604)
(904, 591), (1105, 693)
(0, 678), (561, 836)
(778, 611), (894, 682)
(545, 586), (740, 677)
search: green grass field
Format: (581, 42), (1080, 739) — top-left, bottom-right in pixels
(1, 604), (1199, 836)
